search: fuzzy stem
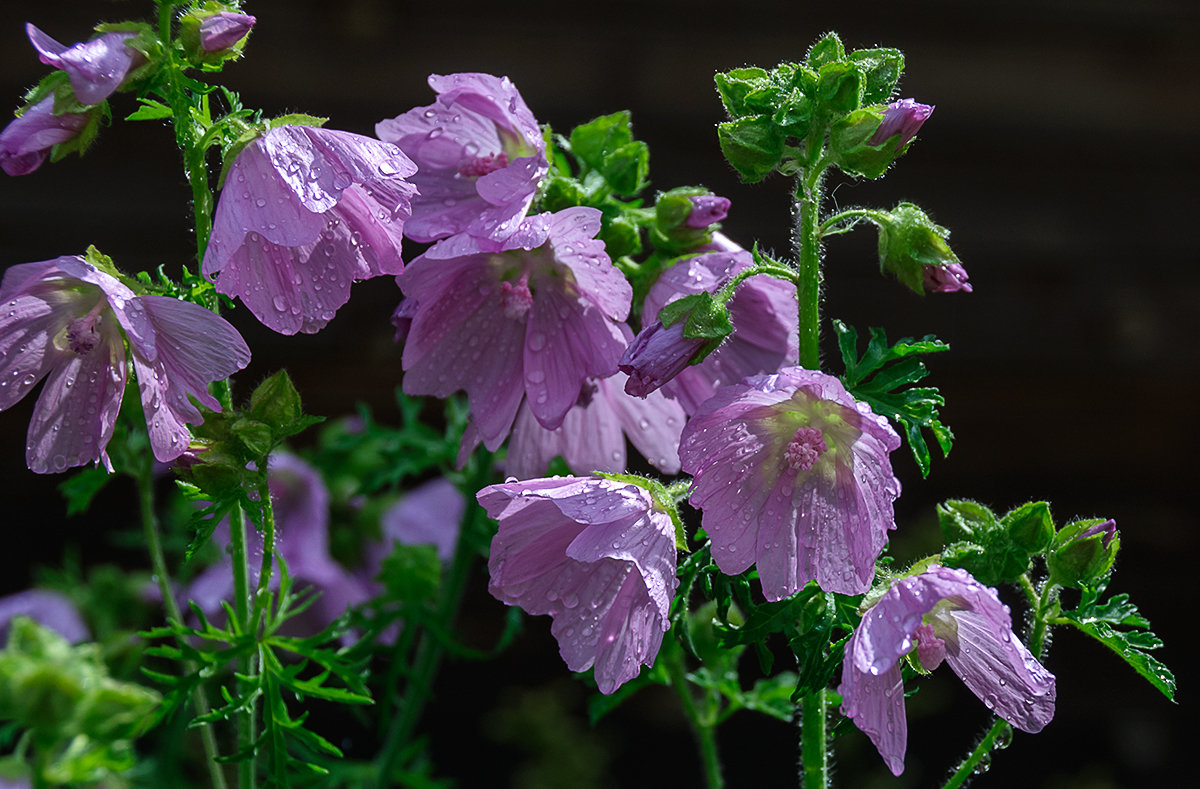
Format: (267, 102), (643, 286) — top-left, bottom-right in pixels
(665, 644), (724, 789)
(942, 718), (1011, 789)
(799, 690), (829, 789)
(137, 462), (228, 789)
(793, 167), (825, 369)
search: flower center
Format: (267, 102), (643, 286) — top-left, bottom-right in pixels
(575, 380), (599, 408)
(914, 622), (946, 671)
(498, 275), (533, 321)
(65, 303), (106, 356)
(784, 426), (827, 471)
(458, 151), (509, 178)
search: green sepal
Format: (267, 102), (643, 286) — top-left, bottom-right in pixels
(539, 174), (588, 212)
(1001, 501), (1055, 556)
(1060, 583), (1175, 701)
(1047, 518), (1120, 588)
(179, 4), (255, 68)
(568, 111), (649, 196)
(654, 291), (733, 365)
(817, 61), (863, 116)
(806, 32), (846, 69)
(935, 499), (1048, 586)
(714, 67), (771, 118)
(717, 116), (784, 183)
(600, 212), (643, 259)
(849, 48), (905, 104)
(828, 108), (895, 179)
(247, 370), (325, 451)
(873, 202), (961, 294)
(936, 499), (998, 543)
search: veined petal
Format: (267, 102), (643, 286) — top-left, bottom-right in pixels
(0, 292), (65, 410)
(600, 372), (685, 474)
(838, 658), (907, 776)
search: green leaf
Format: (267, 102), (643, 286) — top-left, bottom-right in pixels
(1061, 593), (1175, 701)
(807, 33), (846, 69)
(124, 98), (173, 122)
(58, 467), (113, 516)
(714, 67), (771, 118)
(717, 117), (784, 183)
(849, 48), (905, 104)
(817, 61), (863, 116)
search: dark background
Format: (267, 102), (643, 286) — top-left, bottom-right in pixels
(1, 1), (1196, 786)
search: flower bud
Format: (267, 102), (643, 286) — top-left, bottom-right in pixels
(875, 203), (967, 294)
(869, 98), (934, 151)
(0, 96), (92, 176)
(923, 261), (972, 293)
(620, 292), (733, 397)
(199, 11), (256, 52)
(684, 194), (731, 228)
(1047, 518), (1120, 588)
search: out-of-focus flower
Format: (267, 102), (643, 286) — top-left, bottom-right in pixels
(199, 11), (256, 53)
(641, 235), (797, 413)
(923, 261), (972, 293)
(0, 255), (250, 472)
(377, 72), (547, 243)
(479, 475), (677, 694)
(26, 23), (142, 106)
(399, 207), (630, 451)
(505, 367), (686, 478)
(373, 477), (465, 567)
(203, 125), (417, 334)
(187, 453), (373, 635)
(0, 96), (92, 176)
(868, 98), (933, 151)
(0, 589), (88, 645)
(679, 367), (900, 599)
(839, 566), (1056, 776)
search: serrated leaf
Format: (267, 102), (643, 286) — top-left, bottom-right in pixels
(1060, 612), (1175, 701)
(125, 98), (174, 122)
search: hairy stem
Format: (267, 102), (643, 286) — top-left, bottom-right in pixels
(798, 690), (829, 789)
(793, 167), (826, 369)
(665, 643), (724, 789)
(942, 719), (1012, 789)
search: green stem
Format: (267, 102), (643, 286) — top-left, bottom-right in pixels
(799, 690), (829, 789)
(136, 463), (228, 789)
(793, 167), (825, 369)
(375, 459), (491, 787)
(664, 644), (724, 789)
(817, 208), (883, 238)
(942, 719), (1012, 789)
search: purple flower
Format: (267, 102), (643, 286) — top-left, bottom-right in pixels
(187, 453), (374, 635)
(684, 195), (731, 229)
(479, 475), (678, 694)
(642, 235), (798, 414)
(839, 566), (1056, 776)
(679, 367), (901, 599)
(0, 589), (88, 645)
(202, 125), (417, 334)
(505, 368), (686, 478)
(199, 12), (256, 52)
(0, 96), (91, 176)
(26, 23), (142, 106)
(399, 207), (630, 450)
(0, 256), (251, 473)
(377, 72), (548, 243)
(923, 261), (972, 293)
(373, 477), (466, 567)
(868, 98), (934, 151)
(619, 319), (708, 398)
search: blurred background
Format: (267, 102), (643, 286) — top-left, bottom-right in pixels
(1, 1), (1196, 786)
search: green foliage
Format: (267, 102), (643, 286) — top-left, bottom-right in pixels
(568, 111), (650, 196)
(1047, 518), (1120, 588)
(872, 203), (962, 293)
(937, 499), (1055, 586)
(1060, 582), (1176, 701)
(834, 320), (953, 477)
(654, 291), (733, 364)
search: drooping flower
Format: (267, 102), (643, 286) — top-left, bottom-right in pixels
(0, 96), (92, 176)
(868, 98), (934, 151)
(619, 318), (712, 398)
(186, 453), (374, 635)
(923, 261), (972, 293)
(399, 207), (630, 451)
(198, 11), (256, 53)
(839, 565), (1056, 776)
(26, 23), (142, 106)
(679, 367), (900, 599)
(0, 255), (251, 473)
(0, 589), (88, 645)
(376, 72), (548, 243)
(202, 124), (417, 334)
(638, 235), (798, 413)
(505, 368), (686, 479)
(479, 475), (678, 694)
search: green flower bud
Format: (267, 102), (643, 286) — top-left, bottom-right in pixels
(1047, 519), (1120, 588)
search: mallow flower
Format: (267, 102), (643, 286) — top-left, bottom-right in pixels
(0, 255), (250, 473)
(198, 11), (256, 53)
(377, 72), (548, 243)
(504, 368), (686, 479)
(923, 261), (972, 293)
(187, 453), (373, 635)
(26, 23), (143, 106)
(0, 589), (88, 645)
(479, 475), (678, 694)
(0, 96), (93, 176)
(633, 235), (798, 413)
(399, 207), (630, 452)
(371, 477), (466, 568)
(679, 367), (901, 599)
(839, 565), (1056, 776)
(202, 124), (417, 334)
